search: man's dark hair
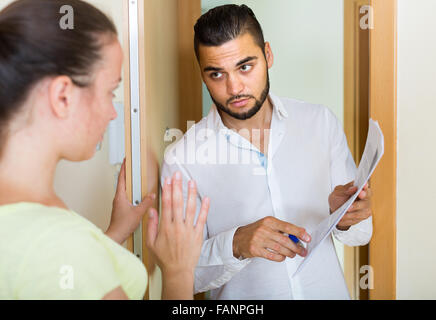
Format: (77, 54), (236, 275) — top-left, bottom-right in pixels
(194, 4), (265, 61)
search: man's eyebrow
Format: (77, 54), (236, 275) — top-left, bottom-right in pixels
(203, 66), (223, 72)
(203, 56), (258, 73)
(236, 56), (257, 67)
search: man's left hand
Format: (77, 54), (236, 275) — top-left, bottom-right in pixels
(328, 181), (372, 231)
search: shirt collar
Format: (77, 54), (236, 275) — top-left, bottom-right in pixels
(269, 92), (289, 121)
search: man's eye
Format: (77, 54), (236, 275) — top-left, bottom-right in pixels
(211, 72), (223, 79)
(240, 64), (252, 72)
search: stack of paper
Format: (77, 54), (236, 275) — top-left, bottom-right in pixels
(293, 119), (384, 277)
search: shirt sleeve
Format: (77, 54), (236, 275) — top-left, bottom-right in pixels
(161, 153), (251, 294)
(327, 108), (373, 246)
(14, 224), (122, 300)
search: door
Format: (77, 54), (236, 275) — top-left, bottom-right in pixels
(122, 0), (202, 300)
(344, 0), (370, 300)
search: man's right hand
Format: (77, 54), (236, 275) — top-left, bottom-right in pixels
(232, 216), (311, 262)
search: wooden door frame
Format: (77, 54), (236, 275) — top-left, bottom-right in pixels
(177, 0), (204, 299)
(177, 0), (203, 130)
(123, 0), (152, 300)
(368, 0), (397, 300)
(122, 0), (133, 254)
(344, 0), (397, 300)
(344, 0), (370, 300)
(123, 0), (203, 300)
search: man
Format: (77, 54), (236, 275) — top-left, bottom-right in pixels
(161, 4), (372, 299)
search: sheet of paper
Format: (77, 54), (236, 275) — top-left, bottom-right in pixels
(293, 119), (384, 277)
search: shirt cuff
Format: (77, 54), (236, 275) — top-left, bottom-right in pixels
(195, 227), (251, 293)
(220, 226), (251, 264)
(332, 217), (373, 246)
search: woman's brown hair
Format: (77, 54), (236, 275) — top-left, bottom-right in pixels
(0, 0), (117, 156)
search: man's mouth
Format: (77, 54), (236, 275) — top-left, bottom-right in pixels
(230, 98), (251, 108)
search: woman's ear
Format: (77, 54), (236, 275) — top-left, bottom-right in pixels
(48, 75), (75, 119)
(264, 42), (274, 69)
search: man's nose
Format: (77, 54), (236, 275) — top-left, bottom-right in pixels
(226, 74), (244, 96)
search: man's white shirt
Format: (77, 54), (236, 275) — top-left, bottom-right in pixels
(161, 92), (372, 300)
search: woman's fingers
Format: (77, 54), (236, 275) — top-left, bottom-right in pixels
(114, 158), (127, 201)
(195, 197), (210, 235)
(150, 176), (208, 276)
(146, 208), (159, 249)
(161, 177), (172, 224)
(137, 193), (156, 214)
(161, 174), (207, 230)
(185, 180), (197, 226)
(171, 172), (184, 223)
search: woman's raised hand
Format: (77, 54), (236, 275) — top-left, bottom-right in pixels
(146, 171), (210, 299)
(106, 159), (156, 244)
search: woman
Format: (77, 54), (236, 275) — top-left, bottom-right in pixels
(0, 0), (209, 299)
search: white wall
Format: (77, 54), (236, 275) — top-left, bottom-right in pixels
(396, 0), (436, 299)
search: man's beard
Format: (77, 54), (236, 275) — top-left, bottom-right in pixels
(209, 72), (270, 121)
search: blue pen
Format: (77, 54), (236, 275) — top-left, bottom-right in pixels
(288, 234), (300, 244)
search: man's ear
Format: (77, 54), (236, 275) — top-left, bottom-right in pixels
(264, 42), (274, 69)
(48, 75), (75, 119)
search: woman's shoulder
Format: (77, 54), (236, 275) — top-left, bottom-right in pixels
(0, 202), (111, 269)
(0, 202), (98, 244)
(0, 202), (145, 299)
